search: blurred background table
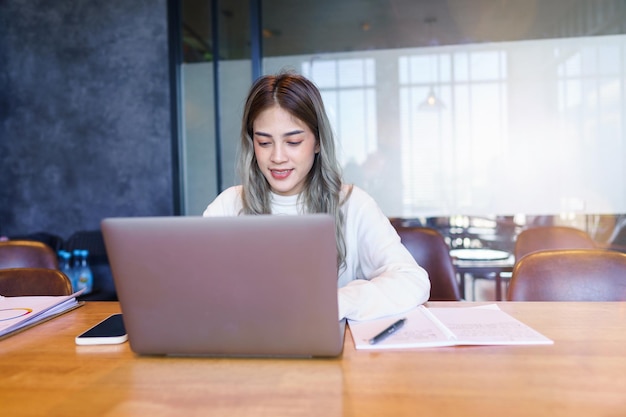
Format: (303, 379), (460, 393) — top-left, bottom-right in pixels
(450, 248), (515, 300)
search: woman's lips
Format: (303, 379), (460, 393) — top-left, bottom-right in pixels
(270, 169), (292, 179)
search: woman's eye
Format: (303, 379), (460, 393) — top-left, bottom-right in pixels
(287, 141), (302, 146)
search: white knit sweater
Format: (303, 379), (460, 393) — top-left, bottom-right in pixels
(203, 185), (430, 321)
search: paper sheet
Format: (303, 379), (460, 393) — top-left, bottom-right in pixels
(0, 292), (82, 338)
(349, 304), (553, 350)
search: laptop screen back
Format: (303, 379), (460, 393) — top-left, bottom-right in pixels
(101, 214), (343, 357)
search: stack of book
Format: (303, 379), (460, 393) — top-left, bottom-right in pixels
(0, 292), (82, 340)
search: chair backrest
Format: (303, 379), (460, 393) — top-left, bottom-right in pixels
(514, 226), (596, 261)
(395, 226), (462, 301)
(63, 230), (109, 264)
(63, 230), (117, 301)
(0, 268), (73, 296)
(507, 249), (626, 301)
(0, 241), (59, 270)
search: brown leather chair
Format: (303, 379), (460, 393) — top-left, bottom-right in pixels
(507, 249), (626, 301)
(0, 268), (73, 296)
(0, 240), (59, 270)
(395, 226), (463, 301)
(514, 226), (596, 261)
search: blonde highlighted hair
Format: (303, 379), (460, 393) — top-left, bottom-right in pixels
(238, 71), (351, 271)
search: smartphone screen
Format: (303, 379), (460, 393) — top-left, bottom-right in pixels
(75, 313), (128, 345)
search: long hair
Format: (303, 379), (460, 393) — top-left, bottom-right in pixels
(238, 72), (351, 271)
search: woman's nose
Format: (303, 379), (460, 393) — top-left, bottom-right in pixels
(270, 145), (287, 162)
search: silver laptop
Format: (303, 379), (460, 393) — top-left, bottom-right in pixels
(101, 214), (344, 358)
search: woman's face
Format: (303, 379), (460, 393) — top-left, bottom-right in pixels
(252, 105), (320, 196)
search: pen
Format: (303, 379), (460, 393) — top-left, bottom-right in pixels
(368, 318), (406, 345)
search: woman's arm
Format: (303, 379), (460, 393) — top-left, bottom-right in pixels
(338, 187), (431, 321)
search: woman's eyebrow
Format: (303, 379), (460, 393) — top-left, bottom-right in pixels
(284, 130), (304, 137)
(253, 129), (304, 138)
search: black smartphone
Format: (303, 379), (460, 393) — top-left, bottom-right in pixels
(75, 313), (128, 345)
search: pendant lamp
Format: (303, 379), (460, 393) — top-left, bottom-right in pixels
(419, 86), (446, 111)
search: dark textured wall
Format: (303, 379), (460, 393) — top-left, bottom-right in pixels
(0, 0), (174, 240)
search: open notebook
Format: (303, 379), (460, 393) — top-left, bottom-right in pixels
(101, 214), (344, 357)
(349, 304), (553, 350)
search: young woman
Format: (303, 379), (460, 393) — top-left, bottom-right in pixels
(203, 72), (430, 321)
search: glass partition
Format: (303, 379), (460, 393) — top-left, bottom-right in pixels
(178, 0), (626, 243)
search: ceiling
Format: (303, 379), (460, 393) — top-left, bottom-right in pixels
(181, 0), (626, 61)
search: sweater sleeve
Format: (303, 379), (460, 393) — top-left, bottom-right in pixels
(337, 188), (431, 321)
(202, 186), (243, 217)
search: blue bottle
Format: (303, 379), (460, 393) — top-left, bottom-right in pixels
(57, 250), (74, 290)
(75, 249), (94, 295)
(71, 249), (82, 291)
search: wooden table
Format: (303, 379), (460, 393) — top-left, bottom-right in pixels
(1, 302), (625, 417)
